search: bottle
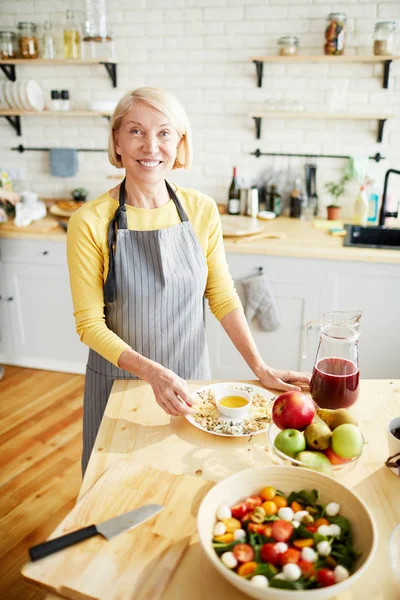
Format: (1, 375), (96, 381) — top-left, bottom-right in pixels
(239, 185), (248, 216)
(42, 20), (55, 59)
(353, 186), (369, 226)
(367, 182), (379, 224)
(269, 184), (282, 216)
(247, 186), (259, 218)
(60, 90), (70, 111)
(64, 9), (81, 59)
(227, 167), (240, 215)
(50, 90), (60, 111)
(290, 178), (304, 218)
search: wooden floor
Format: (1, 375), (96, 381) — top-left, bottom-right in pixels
(0, 366), (85, 599)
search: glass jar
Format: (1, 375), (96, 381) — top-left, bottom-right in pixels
(18, 21), (39, 58)
(278, 36), (299, 56)
(373, 21), (396, 56)
(324, 12), (347, 55)
(0, 31), (17, 59)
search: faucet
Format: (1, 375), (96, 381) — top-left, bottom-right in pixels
(378, 169), (400, 227)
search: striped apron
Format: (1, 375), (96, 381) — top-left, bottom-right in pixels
(81, 179), (211, 474)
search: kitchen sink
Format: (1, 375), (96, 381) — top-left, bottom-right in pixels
(343, 224), (400, 250)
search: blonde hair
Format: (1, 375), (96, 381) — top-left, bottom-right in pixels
(108, 87), (192, 170)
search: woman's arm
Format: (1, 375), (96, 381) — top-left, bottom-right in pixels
(220, 307), (310, 392)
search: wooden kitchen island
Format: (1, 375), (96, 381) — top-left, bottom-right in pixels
(39, 379), (400, 600)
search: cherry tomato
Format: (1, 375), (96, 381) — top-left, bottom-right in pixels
(274, 496), (288, 509)
(271, 520), (294, 542)
(279, 548), (301, 565)
(233, 543), (255, 563)
(260, 543), (280, 565)
(245, 495), (263, 508)
(306, 525), (317, 534)
(222, 517), (241, 532)
(264, 524), (273, 538)
(293, 538), (314, 549)
(291, 501), (304, 512)
(261, 500), (278, 516)
(317, 568), (335, 587)
(237, 561), (257, 576)
(314, 518), (330, 528)
(231, 502), (250, 520)
(298, 559), (316, 578)
(248, 523), (267, 534)
(260, 486), (276, 501)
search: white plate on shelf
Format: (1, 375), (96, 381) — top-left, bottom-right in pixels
(185, 382), (274, 438)
(11, 82), (24, 110)
(0, 82), (7, 109)
(17, 81), (32, 111)
(25, 80), (44, 112)
(4, 81), (15, 108)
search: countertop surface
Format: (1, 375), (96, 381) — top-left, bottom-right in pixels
(57, 378), (400, 600)
(2, 213), (400, 264)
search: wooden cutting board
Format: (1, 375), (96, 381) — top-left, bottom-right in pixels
(220, 214), (265, 237)
(0, 216), (60, 234)
(22, 461), (213, 600)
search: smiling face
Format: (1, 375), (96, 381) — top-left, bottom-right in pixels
(114, 101), (181, 184)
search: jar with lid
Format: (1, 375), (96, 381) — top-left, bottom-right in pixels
(0, 31), (17, 59)
(278, 36), (299, 56)
(18, 22), (39, 58)
(324, 12), (347, 55)
(373, 21), (396, 56)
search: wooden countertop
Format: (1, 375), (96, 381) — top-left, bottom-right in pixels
(69, 378), (400, 600)
(2, 214), (400, 264)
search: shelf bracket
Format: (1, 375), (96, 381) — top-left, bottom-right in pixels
(383, 60), (392, 89)
(3, 115), (21, 136)
(101, 62), (117, 88)
(0, 63), (16, 82)
(253, 60), (264, 88)
(377, 119), (386, 143)
(252, 117), (262, 140)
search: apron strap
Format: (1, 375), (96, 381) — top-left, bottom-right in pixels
(165, 181), (189, 222)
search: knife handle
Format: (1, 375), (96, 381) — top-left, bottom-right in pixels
(29, 525), (98, 561)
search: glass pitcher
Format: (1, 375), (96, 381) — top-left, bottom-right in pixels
(302, 310), (362, 409)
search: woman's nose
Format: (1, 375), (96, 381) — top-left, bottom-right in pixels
(142, 135), (159, 154)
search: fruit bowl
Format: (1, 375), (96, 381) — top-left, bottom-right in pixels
(268, 423), (361, 477)
(197, 465), (377, 600)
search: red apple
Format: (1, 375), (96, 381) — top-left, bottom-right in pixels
(272, 392), (315, 431)
(324, 446), (352, 465)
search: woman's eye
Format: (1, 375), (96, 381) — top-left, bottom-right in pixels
(130, 128), (141, 134)
(160, 130), (170, 137)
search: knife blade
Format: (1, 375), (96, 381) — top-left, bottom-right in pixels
(28, 503), (164, 562)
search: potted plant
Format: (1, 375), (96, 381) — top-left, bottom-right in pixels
(71, 187), (89, 202)
(324, 175), (350, 220)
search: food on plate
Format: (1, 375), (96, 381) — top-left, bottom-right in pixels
(317, 408), (358, 430)
(56, 200), (82, 212)
(191, 386), (271, 435)
(212, 486), (358, 590)
(304, 422), (332, 451)
(331, 424), (364, 459)
(296, 451), (333, 476)
(274, 429), (306, 458)
(272, 392), (315, 431)
(219, 395), (249, 409)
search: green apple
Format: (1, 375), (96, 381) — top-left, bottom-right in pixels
(331, 424), (364, 459)
(275, 428), (306, 458)
(296, 451), (333, 476)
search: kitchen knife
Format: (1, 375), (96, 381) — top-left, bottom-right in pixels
(28, 503), (164, 562)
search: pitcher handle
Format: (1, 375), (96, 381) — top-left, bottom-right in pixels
(302, 319), (321, 359)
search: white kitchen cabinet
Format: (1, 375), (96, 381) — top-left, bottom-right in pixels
(206, 253), (400, 379)
(0, 262), (15, 362)
(0, 238), (87, 374)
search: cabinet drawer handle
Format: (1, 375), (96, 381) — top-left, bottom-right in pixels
(42, 250), (49, 255)
(7, 296), (14, 301)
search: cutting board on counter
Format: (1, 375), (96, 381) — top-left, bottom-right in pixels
(220, 214), (265, 237)
(22, 461), (213, 600)
(0, 216), (60, 234)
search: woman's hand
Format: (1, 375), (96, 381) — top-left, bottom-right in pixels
(144, 363), (196, 416)
(0, 189), (20, 206)
(257, 365), (311, 393)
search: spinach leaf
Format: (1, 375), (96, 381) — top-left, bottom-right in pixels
(314, 532), (329, 544)
(287, 489), (319, 507)
(212, 540), (242, 555)
(328, 514), (350, 535)
(245, 563), (278, 580)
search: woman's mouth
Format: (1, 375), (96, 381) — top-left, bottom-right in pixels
(137, 160), (162, 169)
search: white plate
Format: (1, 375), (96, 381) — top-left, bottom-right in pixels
(25, 80), (44, 112)
(0, 82), (7, 109)
(186, 382), (274, 438)
(11, 82), (24, 110)
(17, 81), (31, 111)
(4, 81), (15, 108)
(257, 210), (276, 221)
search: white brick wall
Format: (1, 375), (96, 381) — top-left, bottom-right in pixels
(0, 0), (399, 214)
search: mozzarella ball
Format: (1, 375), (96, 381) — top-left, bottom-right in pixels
(326, 502), (340, 517)
(301, 547), (318, 563)
(233, 528), (246, 541)
(273, 573), (286, 581)
(293, 510), (309, 522)
(283, 563), (302, 582)
(213, 522), (226, 536)
(317, 541), (331, 556)
(334, 565), (350, 583)
(275, 542), (288, 554)
(317, 524), (332, 536)
(217, 504), (231, 520)
(278, 507), (294, 521)
(329, 524), (341, 537)
(221, 552), (237, 569)
(251, 575), (269, 588)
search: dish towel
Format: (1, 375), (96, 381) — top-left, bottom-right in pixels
(241, 273), (281, 332)
(49, 148), (78, 177)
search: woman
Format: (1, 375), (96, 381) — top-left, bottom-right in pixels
(67, 87), (309, 474)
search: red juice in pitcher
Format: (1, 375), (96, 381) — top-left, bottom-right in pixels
(310, 357), (360, 409)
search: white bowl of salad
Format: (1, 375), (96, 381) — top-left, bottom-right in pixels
(197, 465), (377, 599)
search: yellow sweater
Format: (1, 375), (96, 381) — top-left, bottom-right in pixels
(67, 183), (242, 367)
